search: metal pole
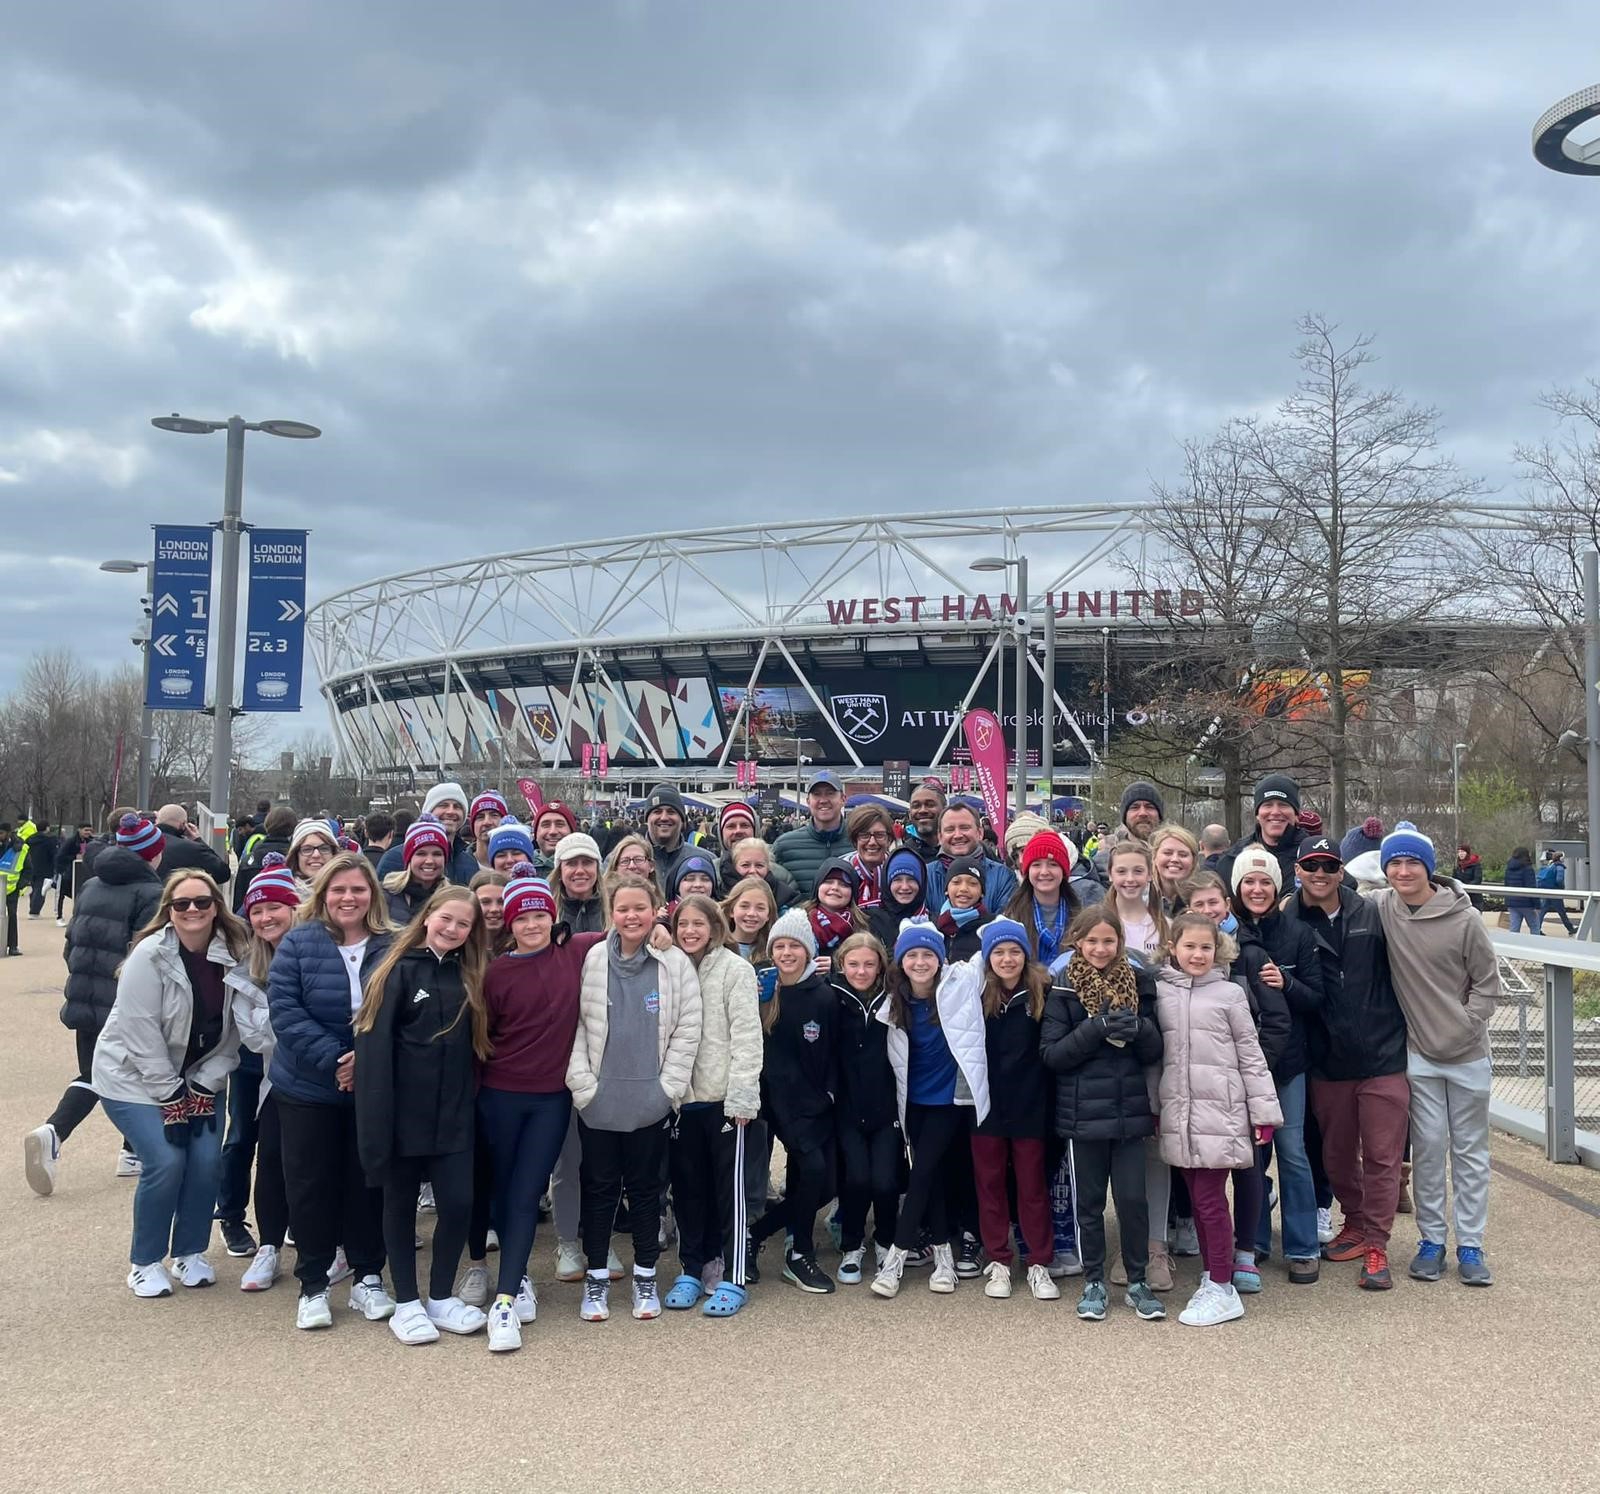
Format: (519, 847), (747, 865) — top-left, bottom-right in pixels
(1014, 555), (1028, 821)
(210, 417), (246, 830)
(1452, 743), (1462, 854)
(1584, 551), (1600, 939)
(138, 560), (156, 810)
(1041, 586), (1055, 817)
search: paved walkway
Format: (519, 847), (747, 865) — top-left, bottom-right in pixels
(2, 929), (1597, 1493)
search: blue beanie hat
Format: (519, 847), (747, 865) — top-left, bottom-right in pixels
(893, 915), (946, 965)
(885, 848), (926, 892)
(487, 818), (536, 864)
(1380, 821), (1435, 876)
(980, 917), (1029, 964)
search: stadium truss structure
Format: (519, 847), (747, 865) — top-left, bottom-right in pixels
(307, 500), (1521, 790)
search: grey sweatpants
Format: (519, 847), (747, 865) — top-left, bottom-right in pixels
(1407, 1051), (1491, 1249)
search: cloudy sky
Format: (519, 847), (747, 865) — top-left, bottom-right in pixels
(4, 1), (1597, 717)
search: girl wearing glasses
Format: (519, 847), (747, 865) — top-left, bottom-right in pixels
(92, 870), (250, 1298)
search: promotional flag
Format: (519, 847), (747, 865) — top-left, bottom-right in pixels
(516, 778), (544, 817)
(960, 708), (1009, 828)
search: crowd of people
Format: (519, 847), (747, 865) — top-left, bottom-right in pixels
(19, 767), (1502, 1350)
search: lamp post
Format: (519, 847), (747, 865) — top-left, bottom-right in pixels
(151, 414), (320, 843)
(100, 558), (156, 810)
(972, 555), (1028, 820)
(1451, 741), (1467, 852)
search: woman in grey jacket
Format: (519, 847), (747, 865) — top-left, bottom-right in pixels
(92, 871), (249, 1298)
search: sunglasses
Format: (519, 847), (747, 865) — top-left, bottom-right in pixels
(170, 895), (216, 913)
(1298, 859), (1341, 875)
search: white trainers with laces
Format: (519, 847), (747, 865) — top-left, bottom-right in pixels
(115, 1149), (142, 1179)
(1317, 1207), (1335, 1245)
(296, 1291), (333, 1329)
(327, 1246), (353, 1286)
(555, 1240), (585, 1281)
(172, 1253), (216, 1288)
(426, 1295), (487, 1335)
(928, 1243), (958, 1293)
(127, 1261), (174, 1298)
(456, 1263), (490, 1307)
(390, 1300), (439, 1345)
(487, 1298), (522, 1353)
(580, 1275), (610, 1321)
(349, 1275), (396, 1320)
(513, 1276), (538, 1324)
(870, 1244), (907, 1298)
(241, 1244), (280, 1291)
(631, 1273), (662, 1320)
(1028, 1263), (1062, 1300)
(1179, 1276), (1245, 1327)
(983, 1260), (1012, 1298)
(24, 1123), (59, 1197)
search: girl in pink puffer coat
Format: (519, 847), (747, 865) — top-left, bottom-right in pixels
(1156, 913), (1283, 1327)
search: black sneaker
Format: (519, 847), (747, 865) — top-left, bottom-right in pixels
(219, 1218), (257, 1257)
(955, 1233), (983, 1279)
(905, 1242), (934, 1269)
(782, 1251), (836, 1294)
(744, 1234), (761, 1285)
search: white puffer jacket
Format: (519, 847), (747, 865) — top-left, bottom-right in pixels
(681, 945), (762, 1119)
(568, 937), (702, 1111)
(876, 956), (991, 1130)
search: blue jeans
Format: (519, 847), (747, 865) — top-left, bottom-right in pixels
(1256, 1071), (1318, 1261)
(214, 1050), (262, 1221)
(103, 1098), (225, 1266)
(1507, 907), (1541, 935)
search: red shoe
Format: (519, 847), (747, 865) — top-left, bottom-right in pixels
(1322, 1226), (1364, 1263)
(1359, 1246), (1393, 1291)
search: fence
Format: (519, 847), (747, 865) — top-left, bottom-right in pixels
(1487, 932), (1600, 1168)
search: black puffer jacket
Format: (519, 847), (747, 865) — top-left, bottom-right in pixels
(60, 847), (163, 1030)
(1281, 888), (1407, 1081)
(1039, 964), (1162, 1141)
(234, 834), (291, 912)
(1233, 908), (1326, 1083)
(832, 978), (896, 1132)
(385, 879), (435, 927)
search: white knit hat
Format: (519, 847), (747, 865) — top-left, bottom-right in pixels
(1229, 844), (1283, 895)
(768, 907), (818, 961)
(553, 831), (602, 864)
(421, 781), (469, 818)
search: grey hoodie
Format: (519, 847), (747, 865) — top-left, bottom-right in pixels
(581, 930), (671, 1132)
(1370, 881), (1499, 1064)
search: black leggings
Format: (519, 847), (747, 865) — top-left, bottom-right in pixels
(466, 1129), (495, 1261)
(837, 1120), (901, 1251)
(276, 1096), (385, 1296)
(383, 1150), (474, 1303)
(578, 1116), (669, 1273)
(47, 1026), (130, 1147)
(478, 1087), (571, 1298)
(670, 1106), (753, 1283)
(893, 1104), (970, 1251)
(1073, 1137), (1149, 1283)
(754, 1133), (832, 1257)
(254, 1091), (289, 1249)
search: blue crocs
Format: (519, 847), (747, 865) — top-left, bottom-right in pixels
(701, 1282), (748, 1317)
(664, 1274), (703, 1310)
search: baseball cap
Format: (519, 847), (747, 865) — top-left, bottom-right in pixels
(807, 769), (844, 793)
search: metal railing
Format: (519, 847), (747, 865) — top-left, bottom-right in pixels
(1487, 932), (1600, 1167)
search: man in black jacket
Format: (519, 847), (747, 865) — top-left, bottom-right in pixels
(1281, 835), (1410, 1291)
(233, 806), (296, 912)
(26, 823), (59, 920)
(154, 803), (232, 885)
(53, 824), (90, 925)
(1217, 773), (1305, 893)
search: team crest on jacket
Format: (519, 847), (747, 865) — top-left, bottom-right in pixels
(833, 693), (888, 746)
(802, 1020), (821, 1043)
(644, 990), (660, 1015)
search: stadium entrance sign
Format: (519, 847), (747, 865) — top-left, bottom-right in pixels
(822, 589), (1206, 626)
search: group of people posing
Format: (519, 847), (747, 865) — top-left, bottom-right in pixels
(22, 766), (1501, 1351)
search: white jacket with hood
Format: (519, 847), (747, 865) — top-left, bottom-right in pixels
(568, 937), (703, 1111)
(876, 954), (991, 1130)
(680, 944), (762, 1119)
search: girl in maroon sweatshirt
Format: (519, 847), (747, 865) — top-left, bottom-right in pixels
(476, 864), (604, 1352)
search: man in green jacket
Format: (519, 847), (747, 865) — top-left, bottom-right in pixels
(772, 771), (850, 890)
(1, 819), (37, 957)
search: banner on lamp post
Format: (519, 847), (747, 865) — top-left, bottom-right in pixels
(960, 708), (1009, 829)
(147, 526), (213, 710)
(241, 529), (308, 711)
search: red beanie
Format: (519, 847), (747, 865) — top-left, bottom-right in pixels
(538, 801), (577, 836)
(1020, 830), (1076, 877)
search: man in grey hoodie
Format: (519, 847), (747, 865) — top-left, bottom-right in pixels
(1369, 823), (1499, 1288)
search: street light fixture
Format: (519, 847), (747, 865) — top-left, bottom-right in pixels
(101, 558), (157, 809)
(1452, 741), (1468, 853)
(971, 555), (1028, 820)
(152, 413), (321, 845)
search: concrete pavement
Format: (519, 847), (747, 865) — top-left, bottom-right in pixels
(2, 928), (1597, 1494)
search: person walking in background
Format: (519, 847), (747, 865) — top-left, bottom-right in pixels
(1454, 844), (1484, 912)
(1503, 846), (1539, 935)
(53, 822), (91, 926)
(0, 819), (38, 956)
(25, 822), (58, 921)
(1537, 851), (1577, 936)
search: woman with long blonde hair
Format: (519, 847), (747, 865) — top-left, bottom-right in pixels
(354, 885), (490, 1344)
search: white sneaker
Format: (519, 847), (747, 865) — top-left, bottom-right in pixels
(486, 1228), (499, 1253)
(417, 1182), (436, 1213)
(456, 1263), (490, 1307)
(1048, 1248), (1083, 1278)
(327, 1246), (353, 1286)
(555, 1240), (585, 1281)
(115, 1149), (142, 1179)
(349, 1275), (396, 1321)
(871, 1244), (907, 1298)
(874, 1242), (888, 1270)
(607, 1246), (625, 1280)
(513, 1276), (538, 1324)
(487, 1298), (522, 1352)
(296, 1291), (333, 1329)
(580, 1275), (610, 1321)
(1180, 1279), (1245, 1327)
(127, 1262), (174, 1298)
(837, 1248), (865, 1285)
(426, 1295), (487, 1335)
(241, 1244), (280, 1291)
(1028, 1263), (1062, 1300)
(929, 1243), (958, 1293)
(172, 1253), (216, 1288)
(983, 1260), (1012, 1298)
(1317, 1207), (1335, 1245)
(55, 918), (67, 928)
(24, 1123), (59, 1197)
(390, 1300), (439, 1344)
(631, 1273), (662, 1320)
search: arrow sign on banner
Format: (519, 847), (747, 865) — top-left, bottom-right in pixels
(242, 529), (308, 711)
(145, 526), (212, 711)
(277, 599), (302, 623)
(153, 635), (177, 657)
(155, 593), (179, 616)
